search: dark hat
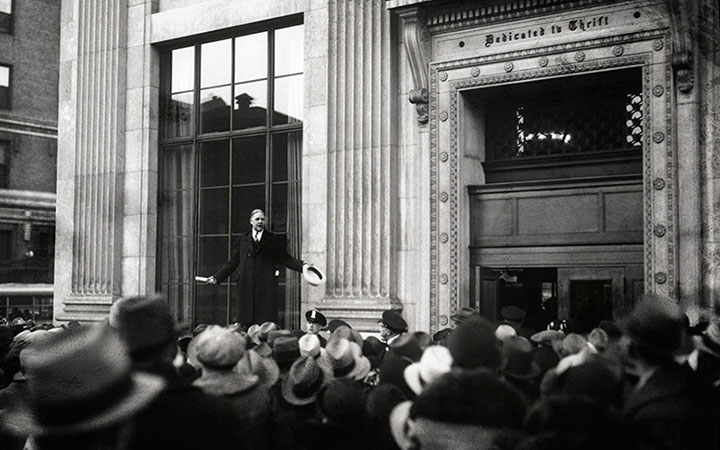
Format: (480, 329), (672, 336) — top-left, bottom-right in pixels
(305, 309), (327, 326)
(533, 345), (560, 377)
(317, 378), (366, 427)
(388, 333), (423, 362)
(501, 336), (541, 380)
(619, 294), (686, 356)
(273, 336), (301, 367)
(327, 319), (352, 333)
(378, 354), (415, 399)
(325, 337), (371, 380)
(108, 294), (177, 352)
(410, 369), (526, 428)
(268, 329), (293, 346)
(500, 306), (527, 323)
(195, 325), (246, 369)
(597, 320), (622, 339)
(447, 316), (501, 370)
(0, 325), (13, 348)
(5, 324), (164, 436)
(362, 336), (385, 369)
(698, 322), (720, 358)
(432, 328), (453, 344)
(177, 334), (193, 354)
(237, 349), (280, 389)
(281, 356), (328, 405)
(450, 307), (479, 324)
(550, 360), (622, 408)
(379, 310), (408, 334)
(329, 325), (364, 347)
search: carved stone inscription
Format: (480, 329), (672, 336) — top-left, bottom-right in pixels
(484, 15), (610, 48)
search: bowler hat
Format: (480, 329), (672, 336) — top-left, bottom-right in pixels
(195, 325), (246, 369)
(619, 294), (686, 356)
(4, 324), (164, 436)
(404, 345), (454, 395)
(447, 316), (501, 370)
(303, 265), (326, 286)
(281, 356), (329, 405)
(325, 337), (371, 380)
(305, 309), (327, 326)
(379, 310), (408, 333)
(108, 294), (178, 352)
(501, 336), (541, 380)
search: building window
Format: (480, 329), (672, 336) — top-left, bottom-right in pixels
(0, 0), (11, 34)
(0, 140), (8, 188)
(158, 21), (304, 328)
(0, 65), (10, 109)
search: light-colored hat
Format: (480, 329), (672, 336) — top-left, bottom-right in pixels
(495, 324), (517, 342)
(325, 337), (371, 380)
(195, 325), (246, 369)
(404, 345), (454, 395)
(299, 333), (323, 358)
(303, 265), (326, 286)
(4, 324), (164, 437)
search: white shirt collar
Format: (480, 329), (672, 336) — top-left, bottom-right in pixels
(253, 229), (264, 241)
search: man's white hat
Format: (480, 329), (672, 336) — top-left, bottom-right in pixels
(303, 265), (326, 286)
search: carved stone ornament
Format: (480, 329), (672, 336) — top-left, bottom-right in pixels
(654, 224), (667, 237)
(653, 178), (666, 190)
(439, 71), (448, 82)
(471, 67), (480, 77)
(612, 45), (624, 56)
(653, 132), (665, 143)
(666, 0), (693, 93)
(398, 8), (431, 123)
(440, 232), (449, 243)
(574, 51), (586, 62)
(440, 111), (448, 121)
(439, 315), (448, 326)
(672, 52), (694, 94)
(504, 62), (514, 72)
(538, 56), (549, 67)
(440, 273), (449, 284)
(654, 272), (667, 284)
(653, 85), (664, 97)
(653, 39), (664, 51)
(440, 152), (449, 162)
(440, 192), (449, 202)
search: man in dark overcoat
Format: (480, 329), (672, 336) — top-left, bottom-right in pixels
(207, 209), (306, 325)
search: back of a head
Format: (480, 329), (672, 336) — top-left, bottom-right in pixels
(447, 316), (501, 370)
(410, 368), (526, 429)
(620, 293), (686, 363)
(108, 295), (176, 363)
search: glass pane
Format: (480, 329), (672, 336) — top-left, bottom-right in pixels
(231, 186), (266, 234)
(232, 135), (266, 185)
(274, 75), (303, 125)
(275, 25), (303, 76)
(235, 32), (267, 82)
(158, 190), (194, 235)
(272, 132), (301, 183)
(201, 39), (231, 88)
(159, 237), (194, 284)
(271, 184), (288, 233)
(195, 284), (228, 325)
(200, 86), (231, 133)
(159, 144), (195, 191)
(171, 46), (194, 93)
(0, 65), (8, 86)
(197, 236), (230, 275)
(569, 279), (613, 333)
(0, 0), (10, 14)
(200, 140), (230, 188)
(161, 92), (193, 138)
(163, 283), (192, 326)
(233, 80), (267, 130)
(199, 187), (229, 235)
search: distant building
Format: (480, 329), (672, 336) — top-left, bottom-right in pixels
(0, 0), (60, 322)
(54, 0), (720, 332)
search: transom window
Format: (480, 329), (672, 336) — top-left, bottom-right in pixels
(158, 21), (304, 329)
(0, 65), (10, 109)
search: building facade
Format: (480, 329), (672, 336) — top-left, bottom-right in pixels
(0, 0), (60, 322)
(55, 0), (720, 332)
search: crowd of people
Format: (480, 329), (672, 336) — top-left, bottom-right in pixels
(0, 292), (718, 450)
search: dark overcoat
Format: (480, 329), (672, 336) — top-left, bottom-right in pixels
(213, 229), (304, 325)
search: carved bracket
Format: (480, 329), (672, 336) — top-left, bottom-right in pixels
(397, 7), (431, 124)
(665, 0), (695, 93)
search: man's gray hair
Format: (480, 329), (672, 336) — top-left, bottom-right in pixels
(250, 209), (265, 219)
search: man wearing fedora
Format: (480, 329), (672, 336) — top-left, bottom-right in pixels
(206, 209), (314, 325)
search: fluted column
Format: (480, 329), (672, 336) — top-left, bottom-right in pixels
(55, 0), (128, 321)
(322, 0), (398, 328)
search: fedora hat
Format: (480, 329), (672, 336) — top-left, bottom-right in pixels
(329, 324), (364, 347)
(388, 333), (424, 362)
(317, 378), (365, 427)
(247, 324), (261, 345)
(619, 294), (687, 356)
(325, 337), (371, 380)
(281, 356), (329, 405)
(273, 336), (301, 367)
(447, 316), (501, 370)
(404, 345), (454, 395)
(530, 329), (565, 347)
(305, 309), (327, 326)
(327, 319), (352, 333)
(257, 321), (279, 343)
(450, 307), (478, 324)
(195, 325), (246, 369)
(268, 329), (293, 347)
(4, 324), (164, 437)
(237, 349), (280, 389)
(501, 336), (541, 381)
(303, 265), (326, 286)
(108, 294), (178, 352)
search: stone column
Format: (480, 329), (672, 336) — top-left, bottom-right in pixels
(55, 0), (129, 322)
(321, 0), (398, 329)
